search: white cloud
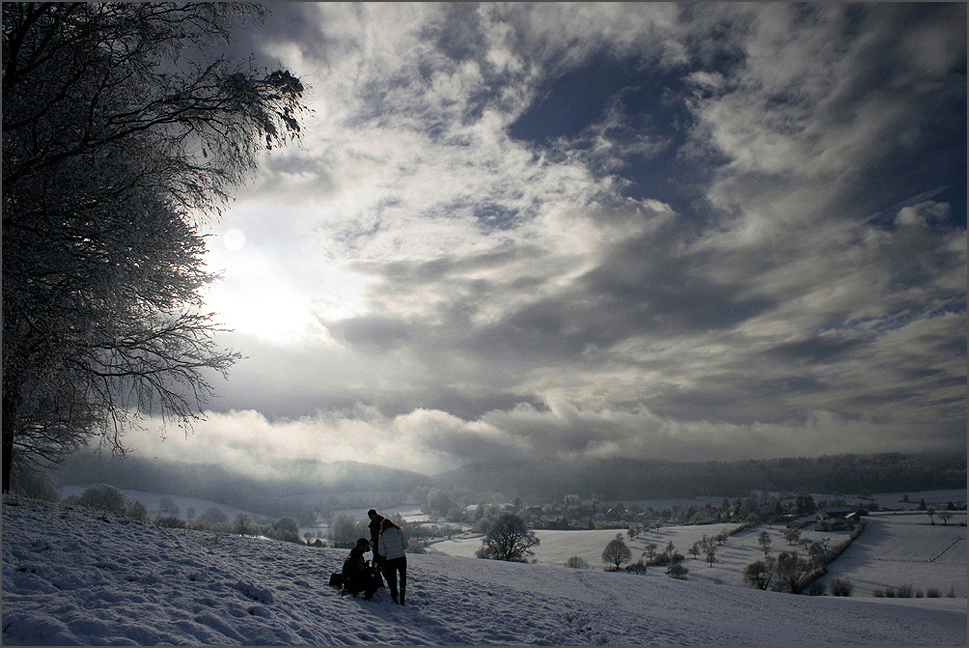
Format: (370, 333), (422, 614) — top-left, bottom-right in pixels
(179, 3), (965, 474)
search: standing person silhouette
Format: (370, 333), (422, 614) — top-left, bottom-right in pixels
(377, 517), (409, 605)
(367, 509), (386, 586)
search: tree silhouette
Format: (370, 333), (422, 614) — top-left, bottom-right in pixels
(2, 3), (306, 490)
(776, 551), (813, 594)
(601, 535), (632, 570)
(476, 513), (540, 562)
(743, 557), (776, 590)
(757, 530), (772, 558)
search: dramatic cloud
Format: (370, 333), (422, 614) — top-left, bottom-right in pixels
(145, 3), (965, 476)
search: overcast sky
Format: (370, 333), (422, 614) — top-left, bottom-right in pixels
(129, 3), (966, 478)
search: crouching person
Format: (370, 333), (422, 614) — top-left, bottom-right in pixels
(377, 519), (409, 605)
(342, 538), (379, 600)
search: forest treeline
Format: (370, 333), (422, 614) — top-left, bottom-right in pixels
(436, 452), (967, 501)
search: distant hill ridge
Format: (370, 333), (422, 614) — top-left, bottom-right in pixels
(435, 452), (968, 500)
(54, 451), (965, 510)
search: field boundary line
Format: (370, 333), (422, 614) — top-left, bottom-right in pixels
(928, 536), (964, 563)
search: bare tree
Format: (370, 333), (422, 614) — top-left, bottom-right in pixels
(775, 551), (813, 594)
(743, 557), (776, 590)
(159, 496), (180, 517)
(476, 513), (540, 562)
(601, 534), (632, 570)
(2, 3), (306, 490)
(689, 541), (701, 560)
(757, 530), (772, 558)
(703, 539), (717, 566)
(781, 527), (801, 545)
(328, 513), (367, 548)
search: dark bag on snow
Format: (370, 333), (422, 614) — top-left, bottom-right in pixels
(328, 572), (343, 588)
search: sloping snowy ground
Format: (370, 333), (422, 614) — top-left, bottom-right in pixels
(3, 496), (965, 646)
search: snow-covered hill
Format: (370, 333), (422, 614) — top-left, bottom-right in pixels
(3, 496), (966, 646)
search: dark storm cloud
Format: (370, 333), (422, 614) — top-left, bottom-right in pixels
(581, 229), (777, 335)
(327, 316), (413, 353)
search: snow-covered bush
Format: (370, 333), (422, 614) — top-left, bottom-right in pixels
(124, 498), (148, 522)
(831, 578), (853, 596)
(565, 556), (589, 569)
(9, 466), (60, 502)
(78, 484), (128, 514)
(192, 506), (229, 531)
(666, 563), (688, 579)
(232, 512), (258, 536)
(155, 514), (188, 529)
(625, 560), (647, 574)
(72, 484), (148, 522)
(268, 517), (301, 544)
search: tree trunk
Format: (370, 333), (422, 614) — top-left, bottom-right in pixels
(2, 381), (20, 492)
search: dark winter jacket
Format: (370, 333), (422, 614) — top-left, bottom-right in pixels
(342, 545), (374, 595)
(368, 515), (386, 551)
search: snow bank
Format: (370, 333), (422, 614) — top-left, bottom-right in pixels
(3, 497), (965, 646)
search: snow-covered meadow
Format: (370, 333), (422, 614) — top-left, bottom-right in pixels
(3, 494), (966, 646)
(429, 510), (968, 598)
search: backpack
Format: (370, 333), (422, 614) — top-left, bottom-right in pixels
(328, 572), (343, 588)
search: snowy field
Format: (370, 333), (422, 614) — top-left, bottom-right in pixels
(815, 511), (967, 597)
(428, 511), (967, 597)
(3, 495), (966, 646)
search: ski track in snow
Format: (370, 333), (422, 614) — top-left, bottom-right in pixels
(3, 497), (967, 646)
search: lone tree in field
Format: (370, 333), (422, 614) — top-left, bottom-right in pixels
(776, 551), (814, 594)
(757, 530), (772, 558)
(743, 557), (777, 590)
(476, 513), (540, 562)
(602, 534), (632, 570)
(781, 527), (801, 546)
(2, 3), (306, 491)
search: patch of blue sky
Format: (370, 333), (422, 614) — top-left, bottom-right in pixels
(427, 195), (533, 234)
(507, 52), (725, 224)
(860, 53), (967, 231)
(823, 299), (967, 338)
